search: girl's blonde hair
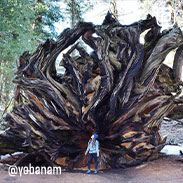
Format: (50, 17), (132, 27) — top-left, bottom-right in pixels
(88, 138), (96, 147)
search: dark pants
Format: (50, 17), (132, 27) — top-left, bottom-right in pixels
(88, 153), (98, 170)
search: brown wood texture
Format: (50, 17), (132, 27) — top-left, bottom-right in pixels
(1, 13), (183, 169)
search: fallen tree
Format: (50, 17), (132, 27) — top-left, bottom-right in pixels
(1, 13), (183, 169)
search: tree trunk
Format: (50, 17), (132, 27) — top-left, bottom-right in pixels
(0, 13), (183, 169)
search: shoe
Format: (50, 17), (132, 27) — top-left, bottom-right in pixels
(94, 169), (98, 174)
(86, 169), (91, 174)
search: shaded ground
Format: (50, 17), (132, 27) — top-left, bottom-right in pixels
(0, 154), (183, 183)
(160, 119), (183, 145)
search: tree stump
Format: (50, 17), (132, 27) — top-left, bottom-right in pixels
(1, 13), (183, 169)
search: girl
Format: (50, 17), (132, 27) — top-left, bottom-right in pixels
(85, 133), (99, 174)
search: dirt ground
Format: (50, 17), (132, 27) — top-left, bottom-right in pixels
(0, 154), (183, 183)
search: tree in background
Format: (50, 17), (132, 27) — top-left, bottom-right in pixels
(0, 0), (64, 116)
(63, 0), (93, 27)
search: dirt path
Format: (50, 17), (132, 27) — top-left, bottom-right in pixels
(0, 154), (183, 183)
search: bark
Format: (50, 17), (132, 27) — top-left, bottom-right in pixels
(0, 13), (183, 169)
(173, 45), (183, 82)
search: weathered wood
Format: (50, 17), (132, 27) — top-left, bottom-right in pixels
(173, 45), (183, 82)
(0, 13), (183, 169)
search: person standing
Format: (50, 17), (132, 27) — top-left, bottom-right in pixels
(85, 133), (99, 174)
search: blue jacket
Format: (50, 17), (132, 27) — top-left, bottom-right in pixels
(85, 139), (99, 156)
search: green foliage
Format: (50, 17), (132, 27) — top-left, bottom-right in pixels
(0, 0), (63, 61)
(0, 0), (64, 124)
